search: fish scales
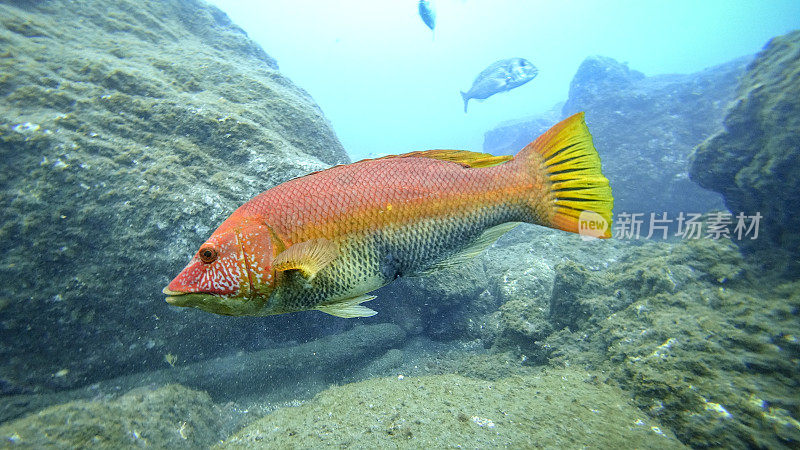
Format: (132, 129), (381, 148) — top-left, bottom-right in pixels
(241, 157), (532, 312)
(164, 113), (613, 318)
(245, 156), (533, 242)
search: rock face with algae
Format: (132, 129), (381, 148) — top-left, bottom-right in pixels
(405, 217), (799, 448)
(494, 237), (800, 448)
(0, 0), (349, 392)
(690, 30), (800, 276)
(217, 369), (683, 449)
(0, 384), (228, 448)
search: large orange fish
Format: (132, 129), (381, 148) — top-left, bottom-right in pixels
(163, 113), (612, 317)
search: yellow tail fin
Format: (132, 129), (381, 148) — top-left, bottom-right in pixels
(516, 112), (613, 238)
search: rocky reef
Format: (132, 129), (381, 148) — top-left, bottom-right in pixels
(482, 103), (562, 156)
(0, 1), (796, 447)
(484, 55), (748, 218)
(0, 369), (682, 448)
(479, 235), (800, 448)
(476, 33), (800, 449)
(391, 218), (798, 447)
(690, 30), (800, 276)
(388, 225), (628, 345)
(0, 0), (349, 393)
(218, 369), (682, 448)
(0, 384), (231, 448)
(3, 228), (795, 448)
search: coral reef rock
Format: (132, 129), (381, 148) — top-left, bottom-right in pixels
(0, 0), (349, 392)
(690, 30), (800, 276)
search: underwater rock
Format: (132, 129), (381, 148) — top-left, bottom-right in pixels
(690, 30), (800, 277)
(351, 348), (405, 381)
(391, 225), (625, 344)
(0, 384), (227, 448)
(485, 55), (748, 218)
(374, 257), (493, 340)
(0, 0), (348, 390)
(482, 104), (562, 156)
(153, 323), (407, 401)
(411, 348), (541, 381)
(563, 56), (747, 217)
(490, 299), (552, 361)
(217, 369), (683, 448)
(549, 261), (611, 331)
(533, 237), (799, 448)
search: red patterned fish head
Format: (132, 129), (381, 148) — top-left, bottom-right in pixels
(163, 217), (276, 316)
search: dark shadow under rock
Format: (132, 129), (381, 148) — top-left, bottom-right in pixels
(0, 324), (407, 424)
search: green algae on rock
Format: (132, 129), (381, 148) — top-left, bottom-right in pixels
(0, 0), (348, 392)
(217, 369), (684, 449)
(690, 30), (800, 277)
(521, 238), (800, 448)
(0, 384), (227, 448)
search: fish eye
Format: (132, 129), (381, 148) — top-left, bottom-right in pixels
(198, 245), (218, 264)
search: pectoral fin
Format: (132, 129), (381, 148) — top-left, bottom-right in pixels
(315, 295), (378, 318)
(273, 238), (338, 281)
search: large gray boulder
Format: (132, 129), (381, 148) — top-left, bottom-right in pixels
(690, 30), (800, 276)
(0, 0), (349, 392)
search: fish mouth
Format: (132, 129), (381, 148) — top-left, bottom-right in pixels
(163, 286), (188, 305)
(162, 287), (186, 296)
(163, 287), (221, 308)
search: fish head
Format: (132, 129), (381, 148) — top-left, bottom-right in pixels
(163, 218), (276, 316)
(508, 58), (538, 84)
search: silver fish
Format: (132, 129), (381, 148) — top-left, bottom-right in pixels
(461, 58), (538, 113)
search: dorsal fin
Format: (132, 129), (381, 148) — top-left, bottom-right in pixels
(371, 150), (513, 168)
(295, 150), (513, 182)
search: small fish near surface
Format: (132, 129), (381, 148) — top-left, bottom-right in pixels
(461, 58), (538, 113)
(418, 0), (436, 34)
(164, 113), (613, 318)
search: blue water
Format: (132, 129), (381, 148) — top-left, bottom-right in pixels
(209, 0), (800, 160)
